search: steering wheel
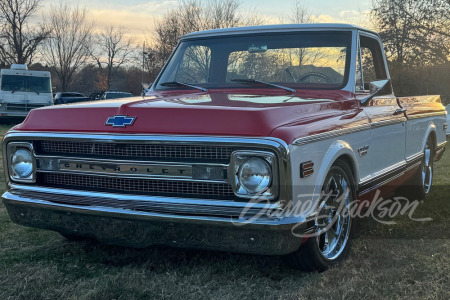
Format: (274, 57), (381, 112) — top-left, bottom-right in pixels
(298, 72), (331, 84)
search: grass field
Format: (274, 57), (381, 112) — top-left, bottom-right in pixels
(0, 124), (449, 299)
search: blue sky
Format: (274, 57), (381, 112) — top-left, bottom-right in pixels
(42, 0), (372, 38)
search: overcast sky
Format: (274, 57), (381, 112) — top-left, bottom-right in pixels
(41, 0), (371, 39)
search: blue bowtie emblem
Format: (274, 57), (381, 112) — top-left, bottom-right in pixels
(105, 115), (136, 127)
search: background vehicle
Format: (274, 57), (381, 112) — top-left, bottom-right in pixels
(101, 91), (133, 100)
(0, 64), (53, 117)
(54, 92), (91, 105)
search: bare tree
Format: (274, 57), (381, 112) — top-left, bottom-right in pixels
(371, 0), (450, 101)
(42, 2), (93, 92)
(0, 0), (50, 65)
(281, 0), (311, 24)
(91, 26), (135, 90)
(152, 0), (263, 69)
(371, 0), (449, 66)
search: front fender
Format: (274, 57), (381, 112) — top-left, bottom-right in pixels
(313, 140), (359, 196)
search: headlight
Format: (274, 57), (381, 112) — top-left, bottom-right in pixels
(12, 149), (33, 178)
(7, 142), (35, 183)
(238, 157), (271, 193)
(229, 151), (278, 199)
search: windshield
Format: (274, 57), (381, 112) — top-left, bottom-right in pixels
(155, 31), (351, 91)
(1, 75), (51, 93)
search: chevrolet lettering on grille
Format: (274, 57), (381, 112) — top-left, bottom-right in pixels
(59, 161), (193, 178)
(46, 159), (227, 181)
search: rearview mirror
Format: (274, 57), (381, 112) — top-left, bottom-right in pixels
(248, 44), (267, 53)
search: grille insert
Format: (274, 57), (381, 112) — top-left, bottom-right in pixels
(3, 103), (47, 112)
(37, 141), (233, 162)
(38, 173), (235, 199)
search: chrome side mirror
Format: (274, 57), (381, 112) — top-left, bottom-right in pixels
(361, 79), (390, 106)
(369, 79), (389, 94)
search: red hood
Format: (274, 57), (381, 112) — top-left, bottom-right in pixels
(16, 90), (358, 143)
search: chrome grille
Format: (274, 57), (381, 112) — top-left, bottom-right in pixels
(38, 173), (235, 199)
(3, 103), (47, 112)
(37, 141), (233, 162)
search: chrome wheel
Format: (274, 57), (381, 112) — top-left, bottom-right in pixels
(422, 141), (433, 194)
(316, 169), (352, 261)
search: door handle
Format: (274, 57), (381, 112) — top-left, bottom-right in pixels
(393, 108), (407, 115)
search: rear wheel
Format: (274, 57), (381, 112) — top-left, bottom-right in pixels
(401, 136), (434, 200)
(285, 160), (355, 272)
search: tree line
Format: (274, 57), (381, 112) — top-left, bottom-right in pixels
(0, 0), (448, 103)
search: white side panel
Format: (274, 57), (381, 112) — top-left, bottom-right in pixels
(288, 129), (371, 218)
(406, 116), (446, 159)
(363, 122), (406, 182)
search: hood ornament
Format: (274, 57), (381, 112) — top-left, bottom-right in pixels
(105, 115), (136, 127)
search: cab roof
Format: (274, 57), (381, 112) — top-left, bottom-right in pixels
(181, 23), (379, 40)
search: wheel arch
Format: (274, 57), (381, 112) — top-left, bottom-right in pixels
(313, 140), (359, 195)
(423, 122), (437, 152)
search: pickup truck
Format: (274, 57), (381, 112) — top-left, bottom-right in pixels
(2, 24), (447, 272)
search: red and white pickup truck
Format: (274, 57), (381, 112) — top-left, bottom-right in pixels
(2, 24), (447, 271)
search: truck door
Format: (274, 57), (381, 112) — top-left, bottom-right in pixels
(356, 32), (407, 195)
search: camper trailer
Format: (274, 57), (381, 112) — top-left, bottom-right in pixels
(0, 64), (53, 118)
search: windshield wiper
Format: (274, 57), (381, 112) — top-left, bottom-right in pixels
(231, 79), (296, 94)
(159, 81), (207, 92)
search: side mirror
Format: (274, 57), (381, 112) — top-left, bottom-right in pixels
(361, 79), (390, 106)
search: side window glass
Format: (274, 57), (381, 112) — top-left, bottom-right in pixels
(361, 47), (376, 87)
(357, 34), (389, 93)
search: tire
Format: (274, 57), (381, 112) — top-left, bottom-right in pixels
(400, 136), (434, 201)
(284, 160), (355, 272)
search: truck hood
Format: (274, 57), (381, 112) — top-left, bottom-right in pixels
(16, 90), (355, 141)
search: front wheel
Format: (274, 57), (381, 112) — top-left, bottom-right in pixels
(284, 160), (355, 272)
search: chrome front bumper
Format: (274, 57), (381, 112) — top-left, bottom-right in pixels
(2, 187), (307, 255)
(0, 111), (29, 117)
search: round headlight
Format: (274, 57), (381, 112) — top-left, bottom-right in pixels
(11, 148), (33, 178)
(238, 157), (271, 194)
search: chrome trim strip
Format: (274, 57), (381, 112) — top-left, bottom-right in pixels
(407, 112), (446, 120)
(436, 141), (447, 150)
(293, 124), (371, 146)
(405, 152), (424, 172)
(293, 118), (406, 146)
(358, 161), (406, 196)
(370, 118), (406, 129)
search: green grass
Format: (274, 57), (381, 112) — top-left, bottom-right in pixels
(0, 124), (449, 299)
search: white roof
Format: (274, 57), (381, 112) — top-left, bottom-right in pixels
(181, 23), (378, 40)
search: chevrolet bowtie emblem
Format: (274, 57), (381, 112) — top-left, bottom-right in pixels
(105, 115), (136, 127)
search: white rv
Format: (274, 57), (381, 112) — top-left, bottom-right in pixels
(0, 64), (53, 117)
